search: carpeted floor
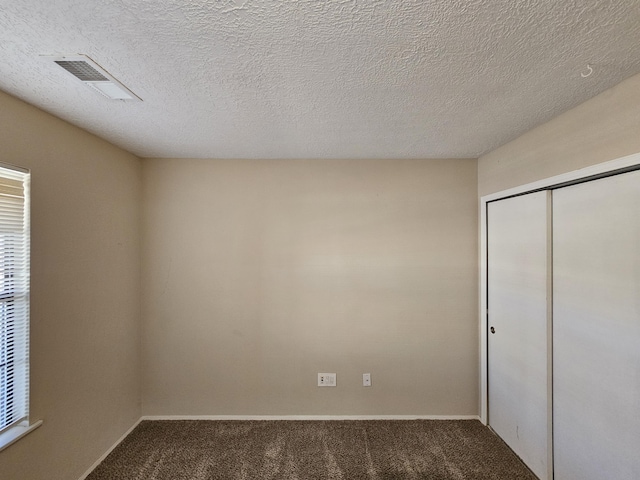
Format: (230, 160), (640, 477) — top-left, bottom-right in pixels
(86, 420), (537, 479)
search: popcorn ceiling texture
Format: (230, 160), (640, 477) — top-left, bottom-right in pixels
(1, 0), (640, 159)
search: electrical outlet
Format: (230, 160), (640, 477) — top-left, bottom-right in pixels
(363, 373), (371, 387)
(318, 373), (337, 386)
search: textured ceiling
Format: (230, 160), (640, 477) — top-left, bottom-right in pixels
(1, 0), (640, 159)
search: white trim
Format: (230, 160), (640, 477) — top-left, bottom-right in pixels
(479, 151), (640, 425)
(482, 152), (640, 203)
(545, 190), (555, 480)
(141, 415), (480, 421)
(77, 418), (143, 480)
(0, 419), (42, 453)
(0, 161), (29, 174)
(479, 196), (488, 424)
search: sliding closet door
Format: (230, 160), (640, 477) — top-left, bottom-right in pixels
(487, 191), (549, 480)
(553, 169), (640, 480)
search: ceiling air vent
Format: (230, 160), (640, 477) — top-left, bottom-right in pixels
(48, 54), (141, 101)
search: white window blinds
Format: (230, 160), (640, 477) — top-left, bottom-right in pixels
(0, 165), (30, 434)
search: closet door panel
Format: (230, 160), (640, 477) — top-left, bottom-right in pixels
(487, 191), (549, 479)
(553, 170), (640, 480)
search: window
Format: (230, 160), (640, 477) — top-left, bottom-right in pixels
(0, 164), (35, 450)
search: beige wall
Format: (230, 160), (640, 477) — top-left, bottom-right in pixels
(141, 158), (478, 416)
(1, 60), (637, 478)
(479, 72), (640, 196)
(0, 91), (141, 480)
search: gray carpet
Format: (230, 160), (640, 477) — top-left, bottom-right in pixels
(86, 420), (537, 479)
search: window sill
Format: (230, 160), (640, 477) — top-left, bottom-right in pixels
(0, 420), (43, 452)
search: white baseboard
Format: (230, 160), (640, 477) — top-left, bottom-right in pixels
(141, 414), (480, 421)
(77, 417), (143, 480)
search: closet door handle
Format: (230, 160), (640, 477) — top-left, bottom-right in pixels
(490, 326), (495, 334)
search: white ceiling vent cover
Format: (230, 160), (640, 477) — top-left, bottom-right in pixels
(48, 55), (141, 101)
